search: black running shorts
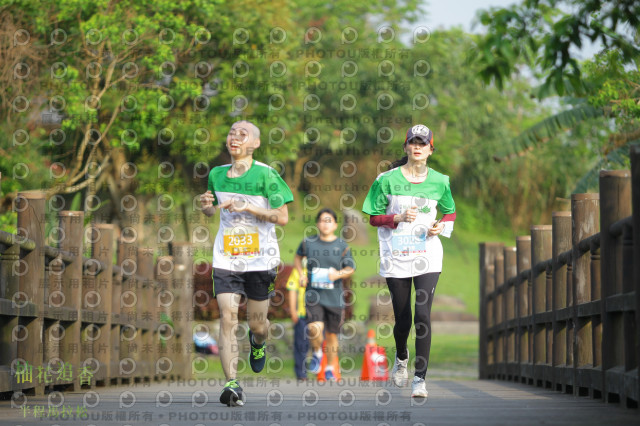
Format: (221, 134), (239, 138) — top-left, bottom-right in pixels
(306, 303), (344, 334)
(212, 268), (277, 301)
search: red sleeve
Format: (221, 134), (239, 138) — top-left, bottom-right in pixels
(369, 214), (398, 229)
(441, 212), (456, 222)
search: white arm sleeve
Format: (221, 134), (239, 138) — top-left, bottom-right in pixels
(440, 221), (454, 238)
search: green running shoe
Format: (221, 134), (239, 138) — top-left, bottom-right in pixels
(248, 330), (266, 373)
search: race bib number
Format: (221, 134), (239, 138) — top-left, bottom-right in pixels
(310, 267), (334, 289)
(391, 226), (427, 257)
(223, 226), (260, 257)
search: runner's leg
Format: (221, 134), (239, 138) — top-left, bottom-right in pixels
(217, 292), (242, 380)
(247, 298), (270, 345)
(386, 277), (413, 359)
(308, 321), (325, 352)
(413, 272), (440, 378)
(306, 304), (325, 374)
(325, 331), (339, 368)
(294, 317), (309, 378)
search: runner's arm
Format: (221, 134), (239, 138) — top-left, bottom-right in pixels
(200, 190), (217, 217)
(294, 254), (308, 288)
(287, 290), (299, 323)
(369, 214), (397, 228)
(369, 206), (418, 228)
(328, 266), (355, 281)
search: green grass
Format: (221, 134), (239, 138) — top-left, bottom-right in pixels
(193, 332), (478, 380)
(194, 356), (298, 380)
(375, 332), (479, 379)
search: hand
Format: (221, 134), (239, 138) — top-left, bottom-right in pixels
(400, 206), (418, 223)
(219, 198), (251, 213)
(291, 312), (299, 324)
(298, 274), (308, 288)
(200, 190), (215, 209)
(328, 267), (341, 282)
(428, 221), (445, 236)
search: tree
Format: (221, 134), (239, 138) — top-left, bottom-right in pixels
(0, 0), (306, 232)
(409, 29), (574, 230)
(0, 0), (427, 234)
(473, 0), (640, 193)
(474, 0), (639, 96)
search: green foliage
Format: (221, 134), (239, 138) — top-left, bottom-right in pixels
(573, 144), (634, 193)
(474, 0), (640, 97)
(493, 103), (604, 160)
(473, 0), (639, 204)
(583, 49), (640, 123)
(0, 211), (17, 234)
(0, 0), (425, 207)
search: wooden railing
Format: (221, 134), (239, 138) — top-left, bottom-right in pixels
(479, 144), (640, 408)
(0, 192), (193, 395)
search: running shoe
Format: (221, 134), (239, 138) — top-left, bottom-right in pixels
(411, 376), (428, 398)
(248, 330), (266, 373)
(391, 351), (409, 387)
(324, 369), (336, 381)
(220, 379), (245, 406)
(307, 352), (322, 374)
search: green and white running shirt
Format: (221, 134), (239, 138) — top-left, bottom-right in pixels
(362, 167), (456, 278)
(208, 160), (294, 272)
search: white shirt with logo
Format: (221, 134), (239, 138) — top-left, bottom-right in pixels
(362, 167), (456, 278)
(208, 160), (293, 272)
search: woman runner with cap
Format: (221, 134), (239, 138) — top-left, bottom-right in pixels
(362, 124), (457, 398)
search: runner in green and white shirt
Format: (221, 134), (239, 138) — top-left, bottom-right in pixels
(199, 120), (293, 406)
(362, 124), (456, 398)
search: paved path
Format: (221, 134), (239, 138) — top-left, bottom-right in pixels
(1, 378), (638, 426)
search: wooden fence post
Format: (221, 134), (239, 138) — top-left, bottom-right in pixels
(504, 246), (517, 380)
(516, 236), (531, 383)
(156, 256), (175, 379)
(137, 247), (155, 382)
(16, 192), (45, 395)
(173, 242), (194, 380)
(495, 252), (505, 378)
(93, 224), (114, 386)
(531, 225), (552, 388)
(118, 226), (139, 384)
(59, 210), (84, 391)
(0, 234), (20, 391)
(631, 144), (640, 407)
(551, 211), (572, 392)
(599, 170), (632, 404)
(45, 250), (63, 378)
(571, 193), (600, 398)
(479, 242), (503, 379)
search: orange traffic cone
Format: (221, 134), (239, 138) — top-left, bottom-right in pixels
(317, 341), (341, 381)
(360, 329), (388, 381)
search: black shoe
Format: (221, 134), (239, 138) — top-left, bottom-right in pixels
(248, 330), (266, 373)
(220, 379), (245, 406)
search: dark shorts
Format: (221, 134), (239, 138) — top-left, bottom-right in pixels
(306, 303), (344, 334)
(212, 268), (277, 301)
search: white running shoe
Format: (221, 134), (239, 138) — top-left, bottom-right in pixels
(391, 351), (409, 387)
(411, 376), (428, 398)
